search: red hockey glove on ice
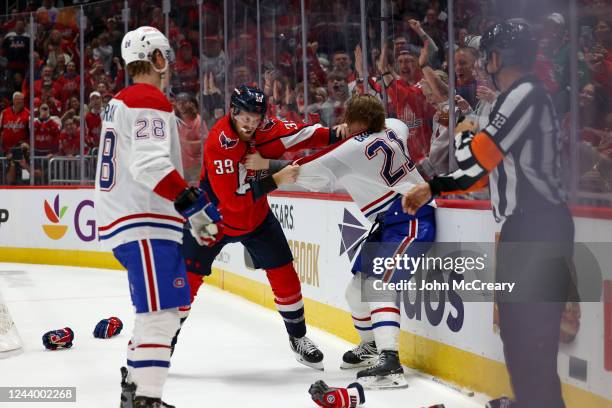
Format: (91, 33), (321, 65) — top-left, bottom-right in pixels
(309, 380), (365, 408)
(93, 316), (124, 338)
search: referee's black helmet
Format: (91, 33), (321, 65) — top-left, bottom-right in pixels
(230, 85), (267, 116)
(480, 19), (538, 68)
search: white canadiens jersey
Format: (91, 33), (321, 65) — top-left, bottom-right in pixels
(297, 118), (434, 221)
(94, 83), (185, 249)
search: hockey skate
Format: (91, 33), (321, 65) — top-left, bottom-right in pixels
(120, 367), (175, 408)
(486, 397), (514, 408)
(356, 350), (408, 389)
(340, 341), (378, 369)
(133, 396), (175, 408)
(289, 335), (324, 371)
(120, 367), (137, 408)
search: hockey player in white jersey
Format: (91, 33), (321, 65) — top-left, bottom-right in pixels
(94, 26), (222, 408)
(295, 95), (436, 388)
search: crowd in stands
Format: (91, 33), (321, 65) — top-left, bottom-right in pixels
(0, 0), (610, 199)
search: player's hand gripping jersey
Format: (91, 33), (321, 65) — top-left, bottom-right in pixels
(95, 83), (187, 248)
(201, 116), (338, 236)
(296, 118), (434, 222)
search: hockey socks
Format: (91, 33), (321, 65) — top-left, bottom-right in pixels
(266, 263), (307, 338)
(127, 310), (180, 399)
(369, 302), (400, 352)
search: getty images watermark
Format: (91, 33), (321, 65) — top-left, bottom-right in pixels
(371, 253), (516, 293)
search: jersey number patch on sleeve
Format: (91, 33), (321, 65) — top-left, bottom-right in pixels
(365, 130), (414, 186)
(99, 129), (117, 191)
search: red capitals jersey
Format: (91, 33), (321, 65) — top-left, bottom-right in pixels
(85, 110), (102, 151)
(0, 107), (30, 152)
(59, 128), (80, 155)
(202, 116), (333, 236)
(56, 74), (80, 105)
(386, 79), (436, 163)
(33, 118), (61, 153)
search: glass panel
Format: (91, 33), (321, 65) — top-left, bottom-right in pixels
(172, 0), (203, 185)
(200, 0), (225, 129)
(0, 11), (32, 185)
(571, 0), (612, 206)
(384, 0), (455, 190)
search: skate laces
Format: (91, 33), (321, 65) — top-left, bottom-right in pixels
(352, 342), (376, 357)
(296, 336), (318, 355)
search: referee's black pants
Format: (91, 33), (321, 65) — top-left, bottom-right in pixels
(496, 204), (574, 408)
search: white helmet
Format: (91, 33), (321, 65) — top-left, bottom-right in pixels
(121, 26), (175, 73)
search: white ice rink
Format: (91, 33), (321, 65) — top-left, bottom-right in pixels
(0, 263), (486, 408)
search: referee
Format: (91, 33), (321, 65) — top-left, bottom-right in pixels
(403, 19), (573, 408)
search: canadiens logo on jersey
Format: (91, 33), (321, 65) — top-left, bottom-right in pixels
(219, 131), (238, 149)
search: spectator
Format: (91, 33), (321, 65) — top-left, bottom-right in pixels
(36, 0), (59, 24)
(58, 118), (79, 156)
(422, 8), (446, 44)
(0, 92), (30, 155)
(35, 83), (62, 117)
(175, 92), (206, 184)
(455, 47), (479, 108)
(25, 65), (57, 101)
(45, 29), (73, 71)
(382, 45), (436, 163)
(201, 35), (225, 87)
(56, 60), (80, 107)
(585, 19), (612, 96)
(93, 33), (114, 75)
(320, 70), (349, 126)
(173, 41), (199, 94)
(231, 63), (255, 89)
(5, 142), (41, 185)
(330, 50), (355, 82)
(33, 103), (60, 156)
(2, 19), (30, 79)
(84, 91), (102, 154)
(538, 12), (590, 113)
(201, 72), (224, 125)
(563, 83), (610, 150)
(101, 92), (113, 110)
(61, 96), (81, 125)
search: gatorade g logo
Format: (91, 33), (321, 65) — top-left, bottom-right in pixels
(0, 209), (8, 226)
(42, 195), (69, 240)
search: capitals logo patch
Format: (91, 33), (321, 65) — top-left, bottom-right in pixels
(326, 395), (336, 403)
(219, 131), (238, 149)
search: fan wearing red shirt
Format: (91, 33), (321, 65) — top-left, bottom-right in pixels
(0, 92), (30, 154)
(55, 61), (80, 107)
(85, 91), (102, 154)
(59, 118), (80, 156)
(33, 103), (60, 155)
(175, 85), (346, 370)
(173, 41), (199, 94)
(384, 48), (436, 163)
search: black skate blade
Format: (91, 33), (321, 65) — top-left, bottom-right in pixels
(339, 358), (377, 370)
(294, 353), (324, 371)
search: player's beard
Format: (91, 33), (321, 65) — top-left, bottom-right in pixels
(237, 126), (256, 141)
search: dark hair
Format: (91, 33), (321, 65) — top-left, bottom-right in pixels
(344, 95), (386, 133)
(126, 61), (152, 78)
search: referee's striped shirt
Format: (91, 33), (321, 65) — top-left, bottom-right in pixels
(428, 75), (566, 222)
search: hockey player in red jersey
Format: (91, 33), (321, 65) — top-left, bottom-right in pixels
(176, 85), (347, 370)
